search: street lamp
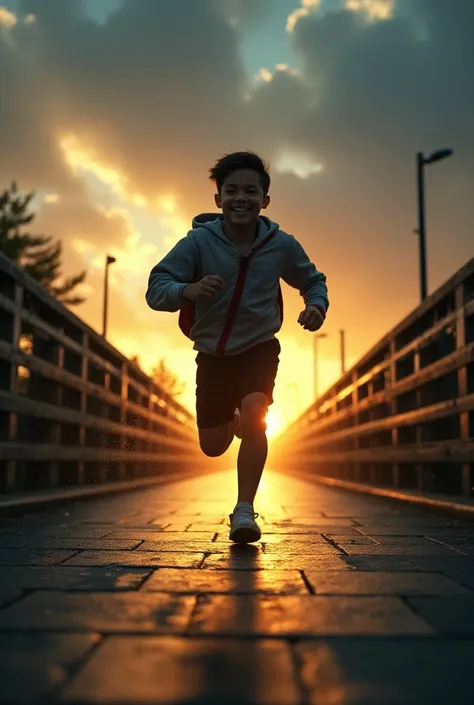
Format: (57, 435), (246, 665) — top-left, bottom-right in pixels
(313, 332), (328, 400)
(102, 255), (116, 338)
(416, 148), (453, 302)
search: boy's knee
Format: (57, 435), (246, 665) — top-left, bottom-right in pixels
(201, 445), (225, 458)
(240, 393), (268, 435)
(199, 423), (233, 457)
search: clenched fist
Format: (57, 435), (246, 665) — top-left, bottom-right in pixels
(298, 305), (324, 332)
(182, 275), (224, 303)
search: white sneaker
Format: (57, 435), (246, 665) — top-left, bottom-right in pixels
(229, 502), (261, 543)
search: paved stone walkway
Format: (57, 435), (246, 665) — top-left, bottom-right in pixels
(1, 470), (474, 704)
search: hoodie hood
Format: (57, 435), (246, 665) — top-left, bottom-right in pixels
(191, 212), (280, 249)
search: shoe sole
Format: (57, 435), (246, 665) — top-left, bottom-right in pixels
(229, 525), (261, 544)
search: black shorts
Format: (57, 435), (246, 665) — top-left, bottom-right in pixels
(195, 338), (281, 429)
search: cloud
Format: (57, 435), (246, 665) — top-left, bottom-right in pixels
(0, 6), (16, 27)
(36, 196), (135, 252)
(287, 0), (321, 33)
(345, 0), (395, 21)
(1, 0), (473, 411)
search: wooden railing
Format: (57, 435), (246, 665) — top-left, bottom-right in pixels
(272, 257), (474, 497)
(0, 252), (207, 495)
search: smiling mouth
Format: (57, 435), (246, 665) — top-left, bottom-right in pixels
(232, 207), (251, 213)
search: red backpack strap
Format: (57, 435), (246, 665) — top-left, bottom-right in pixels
(178, 302), (195, 337)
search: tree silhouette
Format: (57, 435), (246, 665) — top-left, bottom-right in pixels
(131, 355), (185, 399)
(0, 182), (87, 305)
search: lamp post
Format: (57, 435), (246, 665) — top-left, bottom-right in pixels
(340, 329), (346, 375)
(416, 149), (453, 302)
(313, 332), (328, 400)
(102, 255), (116, 338)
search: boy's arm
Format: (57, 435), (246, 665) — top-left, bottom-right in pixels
(145, 234), (197, 312)
(282, 236), (329, 316)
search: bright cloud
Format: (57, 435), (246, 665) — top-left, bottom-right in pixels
(60, 135), (131, 201)
(44, 193), (61, 204)
(287, 0), (321, 33)
(257, 67), (273, 82)
(0, 7), (16, 28)
(275, 151), (324, 179)
(345, 0), (395, 20)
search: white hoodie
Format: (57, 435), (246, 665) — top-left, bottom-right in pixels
(146, 213), (329, 356)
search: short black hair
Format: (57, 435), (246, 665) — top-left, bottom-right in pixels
(209, 151), (270, 196)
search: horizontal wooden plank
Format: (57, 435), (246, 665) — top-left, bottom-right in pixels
(0, 254), (96, 341)
(0, 341), (194, 438)
(393, 342), (474, 395)
(0, 253), (151, 382)
(284, 345), (474, 445)
(0, 292), (84, 355)
(325, 304), (468, 408)
(0, 442), (202, 463)
(325, 339), (473, 422)
(309, 257), (474, 410)
(279, 393), (474, 451)
(321, 257), (474, 400)
(0, 293), (185, 408)
(0, 391), (198, 450)
(278, 439), (474, 464)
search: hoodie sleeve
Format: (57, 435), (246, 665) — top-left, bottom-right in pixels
(282, 236), (329, 314)
(145, 233), (198, 312)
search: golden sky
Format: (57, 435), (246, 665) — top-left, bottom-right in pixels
(1, 0), (473, 437)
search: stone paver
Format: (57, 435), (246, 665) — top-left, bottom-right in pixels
(303, 570), (471, 595)
(0, 469), (473, 704)
(296, 639), (474, 705)
(61, 637), (299, 705)
(202, 551), (349, 571)
(0, 633), (99, 705)
(142, 568), (307, 594)
(188, 594), (433, 636)
(62, 550), (205, 568)
(0, 591), (195, 633)
(0, 549), (76, 565)
(406, 596), (474, 634)
(0, 566), (151, 591)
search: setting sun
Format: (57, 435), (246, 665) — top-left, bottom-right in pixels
(265, 407), (285, 439)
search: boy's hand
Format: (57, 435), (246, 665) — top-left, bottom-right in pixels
(298, 305), (324, 331)
(182, 275), (224, 302)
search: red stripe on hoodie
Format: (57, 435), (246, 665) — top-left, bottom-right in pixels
(216, 231), (278, 355)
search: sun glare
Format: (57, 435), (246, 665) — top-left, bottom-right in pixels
(265, 407), (285, 439)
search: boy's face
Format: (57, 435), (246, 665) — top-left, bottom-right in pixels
(215, 168), (270, 227)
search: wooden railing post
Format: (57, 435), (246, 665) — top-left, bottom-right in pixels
(119, 362), (129, 481)
(5, 283), (23, 492)
(456, 282), (471, 496)
(48, 343), (64, 487)
(389, 338), (400, 487)
(77, 333), (88, 486)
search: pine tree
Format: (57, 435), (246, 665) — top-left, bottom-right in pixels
(0, 181), (87, 305)
(151, 359), (186, 399)
(130, 355), (185, 399)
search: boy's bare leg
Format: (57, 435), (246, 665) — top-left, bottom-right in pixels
(236, 392), (268, 506)
(199, 421), (234, 457)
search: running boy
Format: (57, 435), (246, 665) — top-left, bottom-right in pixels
(146, 151), (328, 543)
